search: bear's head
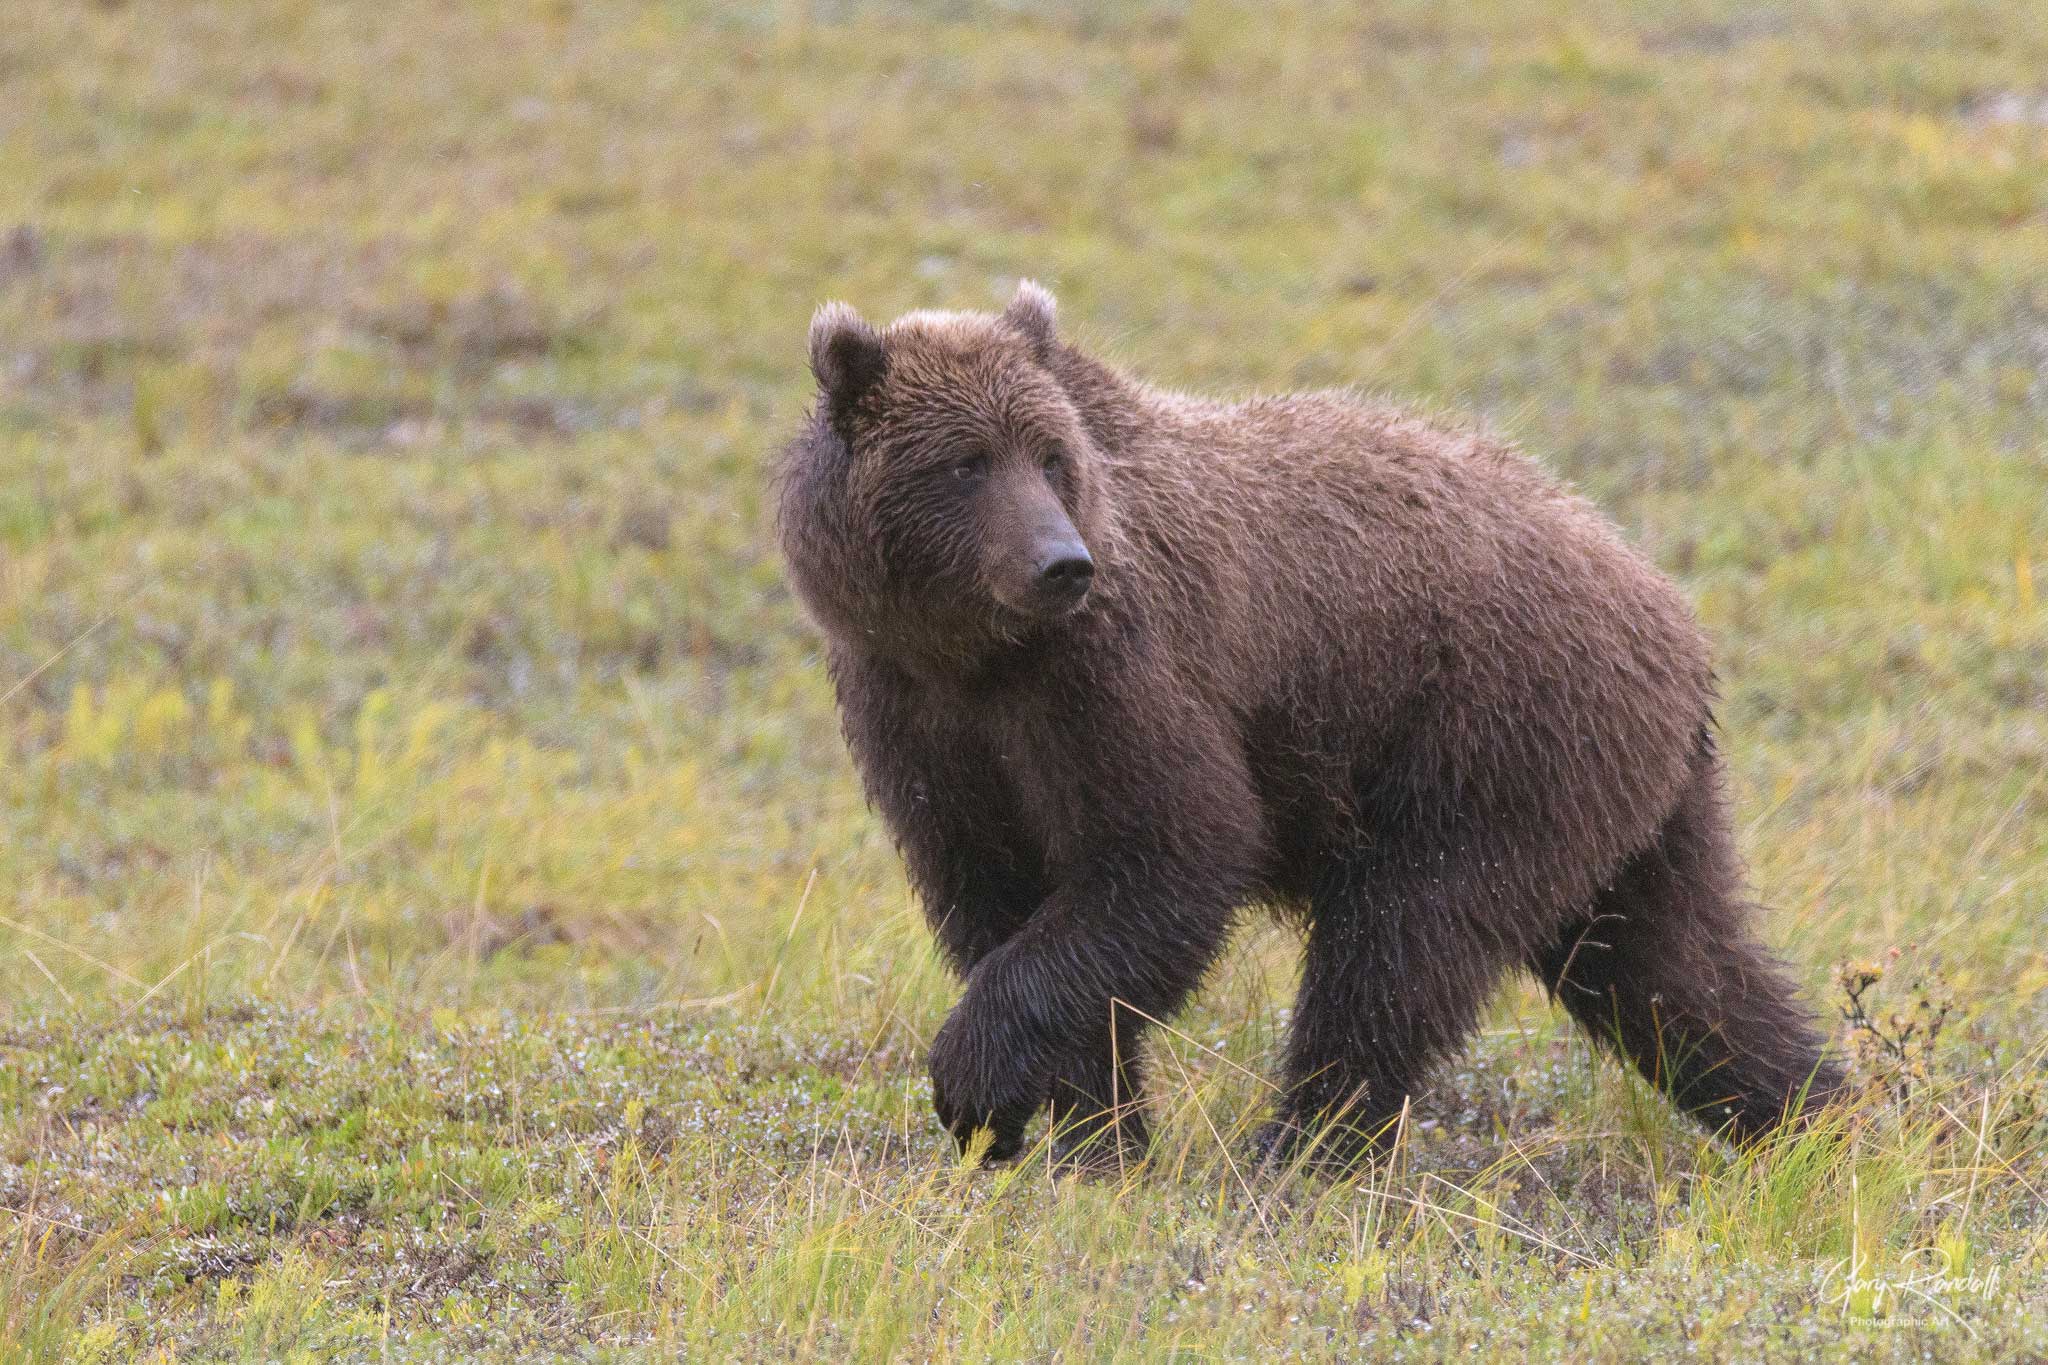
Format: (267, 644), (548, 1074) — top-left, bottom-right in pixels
(777, 281), (1111, 673)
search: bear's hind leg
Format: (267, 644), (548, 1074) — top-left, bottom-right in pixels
(1530, 760), (1842, 1142)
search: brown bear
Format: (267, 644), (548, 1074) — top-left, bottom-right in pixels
(776, 280), (1840, 1170)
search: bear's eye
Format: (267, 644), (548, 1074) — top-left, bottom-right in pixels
(1040, 448), (1063, 474)
(950, 455), (988, 483)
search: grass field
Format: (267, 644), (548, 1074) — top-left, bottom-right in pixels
(3, 0), (2046, 1359)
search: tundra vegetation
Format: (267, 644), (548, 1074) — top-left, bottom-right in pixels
(1, 1), (2044, 1360)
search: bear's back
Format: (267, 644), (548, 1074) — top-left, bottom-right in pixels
(1090, 383), (1714, 878)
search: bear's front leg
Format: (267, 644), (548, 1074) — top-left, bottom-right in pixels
(924, 679), (1260, 1166)
(1046, 1010), (1150, 1174)
(832, 651), (1051, 978)
(928, 977), (1150, 1170)
(926, 972), (1059, 1163)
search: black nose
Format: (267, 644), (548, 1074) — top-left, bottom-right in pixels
(1036, 551), (1094, 590)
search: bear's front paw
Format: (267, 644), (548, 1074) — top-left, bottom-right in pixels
(927, 1009), (1047, 1165)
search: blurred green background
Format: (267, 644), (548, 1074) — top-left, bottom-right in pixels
(2, 1), (2044, 1359)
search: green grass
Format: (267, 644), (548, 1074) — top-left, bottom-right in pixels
(2, 0), (2045, 1358)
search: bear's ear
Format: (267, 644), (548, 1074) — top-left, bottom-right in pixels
(808, 302), (887, 428)
(1001, 279), (1058, 360)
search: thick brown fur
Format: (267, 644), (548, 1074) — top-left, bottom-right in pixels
(776, 281), (1841, 1170)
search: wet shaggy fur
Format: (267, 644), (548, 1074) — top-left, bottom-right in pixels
(776, 281), (1842, 1169)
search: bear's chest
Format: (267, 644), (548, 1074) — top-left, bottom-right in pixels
(970, 703), (1106, 876)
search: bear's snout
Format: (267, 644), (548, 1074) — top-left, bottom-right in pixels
(1031, 541), (1094, 611)
(984, 471), (1095, 617)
